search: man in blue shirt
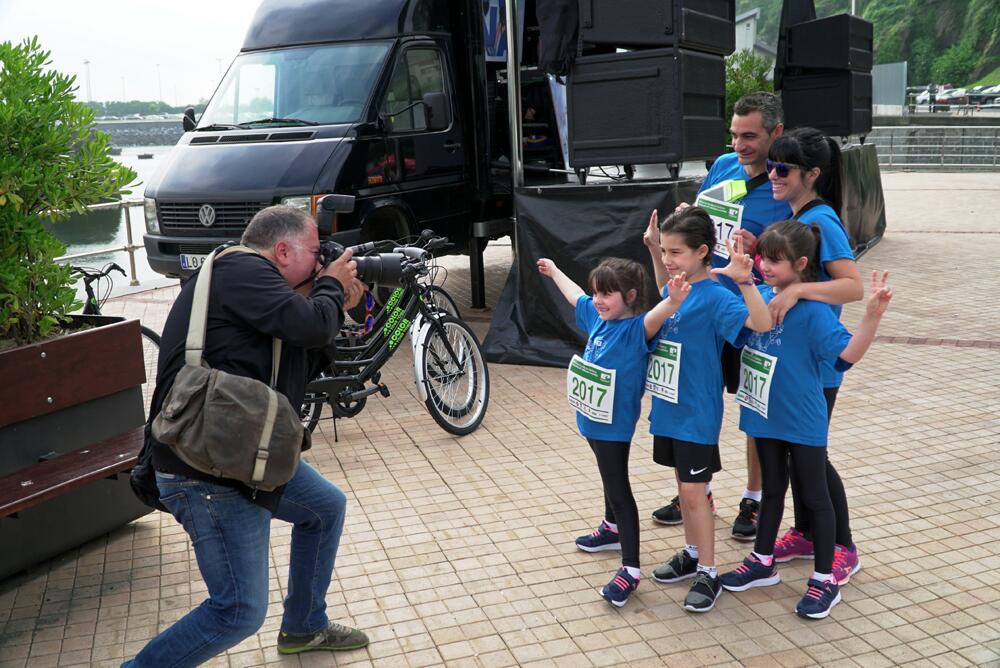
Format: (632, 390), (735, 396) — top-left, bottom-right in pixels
(651, 92), (792, 541)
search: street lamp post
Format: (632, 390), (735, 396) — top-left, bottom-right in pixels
(82, 59), (92, 102)
(156, 64), (163, 104)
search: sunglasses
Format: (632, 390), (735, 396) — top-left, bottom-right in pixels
(766, 160), (804, 178)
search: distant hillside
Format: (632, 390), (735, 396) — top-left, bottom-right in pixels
(736, 0), (1000, 85)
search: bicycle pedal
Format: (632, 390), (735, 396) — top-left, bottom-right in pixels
(378, 383), (390, 398)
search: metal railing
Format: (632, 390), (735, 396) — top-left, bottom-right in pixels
(868, 126), (1000, 170)
(53, 198), (146, 285)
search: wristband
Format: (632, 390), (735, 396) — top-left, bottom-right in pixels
(737, 278), (755, 286)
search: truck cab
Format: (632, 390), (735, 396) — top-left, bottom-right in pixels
(143, 0), (504, 278)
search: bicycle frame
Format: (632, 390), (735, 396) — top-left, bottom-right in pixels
(305, 278), (462, 409)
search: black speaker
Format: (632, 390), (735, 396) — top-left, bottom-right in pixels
(567, 48), (725, 167)
(782, 70), (872, 137)
(578, 0), (735, 55)
(787, 14), (873, 71)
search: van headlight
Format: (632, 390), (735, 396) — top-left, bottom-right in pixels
(280, 196), (312, 212)
(144, 197), (160, 234)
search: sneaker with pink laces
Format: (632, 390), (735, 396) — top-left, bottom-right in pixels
(832, 544), (861, 585)
(773, 527), (814, 563)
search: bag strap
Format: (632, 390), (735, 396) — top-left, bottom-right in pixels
(792, 198), (829, 221)
(184, 245), (283, 387)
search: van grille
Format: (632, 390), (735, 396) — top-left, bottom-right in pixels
(157, 201), (270, 234)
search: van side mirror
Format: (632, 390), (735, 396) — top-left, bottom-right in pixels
(422, 92), (449, 131)
(182, 107), (197, 132)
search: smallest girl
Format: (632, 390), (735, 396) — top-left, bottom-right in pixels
(720, 221), (892, 619)
(538, 256), (690, 607)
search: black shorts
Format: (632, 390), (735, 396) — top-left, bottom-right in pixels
(653, 436), (722, 483)
(721, 342), (742, 394)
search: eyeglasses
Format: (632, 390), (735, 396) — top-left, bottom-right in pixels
(766, 160), (804, 178)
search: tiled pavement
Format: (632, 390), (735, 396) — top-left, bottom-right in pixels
(1, 172), (998, 667)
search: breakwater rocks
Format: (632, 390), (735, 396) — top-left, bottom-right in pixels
(97, 120), (184, 148)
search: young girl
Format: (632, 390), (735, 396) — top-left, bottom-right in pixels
(642, 207), (772, 613)
(720, 221), (892, 619)
(537, 256), (690, 607)
(766, 127), (864, 584)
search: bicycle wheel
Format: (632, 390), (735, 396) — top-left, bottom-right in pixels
(424, 285), (461, 319)
(416, 315), (489, 435)
(300, 393), (324, 432)
(139, 326), (161, 421)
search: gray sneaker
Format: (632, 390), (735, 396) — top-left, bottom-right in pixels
(683, 571), (722, 613)
(277, 621), (370, 654)
(652, 549), (698, 583)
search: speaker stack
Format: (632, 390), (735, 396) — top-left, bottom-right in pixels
(781, 13), (874, 137)
(567, 1), (735, 169)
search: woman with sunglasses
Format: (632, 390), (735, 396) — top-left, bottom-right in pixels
(764, 126), (864, 587)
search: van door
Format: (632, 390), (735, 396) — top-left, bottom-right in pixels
(381, 42), (468, 228)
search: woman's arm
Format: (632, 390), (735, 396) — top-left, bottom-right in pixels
(768, 257), (864, 324)
(537, 258), (585, 306)
(644, 273), (691, 340)
(643, 209), (669, 292)
(839, 271), (892, 364)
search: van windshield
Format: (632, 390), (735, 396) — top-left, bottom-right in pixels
(199, 42), (391, 128)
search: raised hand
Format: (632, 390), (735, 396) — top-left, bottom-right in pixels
(665, 272), (691, 306)
(710, 236), (754, 284)
(643, 209), (659, 248)
(866, 270), (893, 316)
(536, 258), (557, 277)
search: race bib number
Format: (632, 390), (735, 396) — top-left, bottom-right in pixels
(645, 340), (681, 404)
(696, 194), (743, 259)
(735, 347), (778, 419)
(567, 355), (615, 424)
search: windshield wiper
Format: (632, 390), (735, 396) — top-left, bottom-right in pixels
(237, 117), (320, 127)
(194, 123), (240, 131)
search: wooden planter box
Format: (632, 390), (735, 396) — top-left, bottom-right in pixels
(0, 315), (152, 580)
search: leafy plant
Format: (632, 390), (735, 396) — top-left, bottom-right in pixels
(0, 37), (136, 347)
(725, 49), (775, 127)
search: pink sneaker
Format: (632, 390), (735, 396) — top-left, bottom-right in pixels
(773, 527), (814, 563)
(832, 544), (861, 585)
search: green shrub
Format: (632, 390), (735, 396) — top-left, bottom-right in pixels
(725, 49), (775, 129)
(0, 37), (136, 347)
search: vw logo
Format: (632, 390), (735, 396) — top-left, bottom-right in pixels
(198, 204), (216, 227)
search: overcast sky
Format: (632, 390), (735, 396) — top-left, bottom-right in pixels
(0, 0), (259, 105)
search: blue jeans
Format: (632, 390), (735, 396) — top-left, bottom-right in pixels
(122, 462), (347, 667)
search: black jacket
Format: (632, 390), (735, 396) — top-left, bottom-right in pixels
(148, 252), (344, 512)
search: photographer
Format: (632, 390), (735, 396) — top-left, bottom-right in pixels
(124, 205), (368, 666)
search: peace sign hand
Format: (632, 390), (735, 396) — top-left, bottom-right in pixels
(643, 209), (660, 249)
(866, 270), (893, 317)
(709, 236), (754, 285)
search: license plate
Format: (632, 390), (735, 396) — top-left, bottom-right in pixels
(180, 253), (207, 270)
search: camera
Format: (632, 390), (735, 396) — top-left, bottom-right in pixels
(318, 240), (406, 286)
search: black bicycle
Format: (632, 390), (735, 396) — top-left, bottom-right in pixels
(301, 233), (489, 436)
(72, 263), (162, 418)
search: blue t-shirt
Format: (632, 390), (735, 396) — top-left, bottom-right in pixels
(698, 153), (792, 293)
(738, 286), (853, 447)
(574, 295), (653, 442)
(648, 279), (749, 445)
(797, 203), (855, 388)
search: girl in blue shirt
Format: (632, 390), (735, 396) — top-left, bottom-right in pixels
(642, 206), (772, 613)
(720, 221), (892, 620)
(766, 127), (865, 584)
(537, 256), (691, 608)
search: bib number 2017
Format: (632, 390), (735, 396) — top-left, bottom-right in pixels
(734, 347), (777, 419)
(645, 340), (681, 403)
(566, 355), (616, 424)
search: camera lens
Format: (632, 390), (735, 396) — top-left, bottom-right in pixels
(355, 253), (405, 286)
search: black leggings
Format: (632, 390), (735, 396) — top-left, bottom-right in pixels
(789, 387), (853, 548)
(588, 438), (640, 568)
(755, 439), (835, 574)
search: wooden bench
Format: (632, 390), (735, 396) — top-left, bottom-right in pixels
(0, 426), (144, 519)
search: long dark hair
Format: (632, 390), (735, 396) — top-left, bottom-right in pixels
(658, 206), (715, 266)
(756, 220), (822, 282)
(589, 258), (655, 313)
(769, 127), (843, 217)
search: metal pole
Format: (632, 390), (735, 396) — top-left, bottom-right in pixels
(123, 205), (139, 286)
(504, 0), (524, 189)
